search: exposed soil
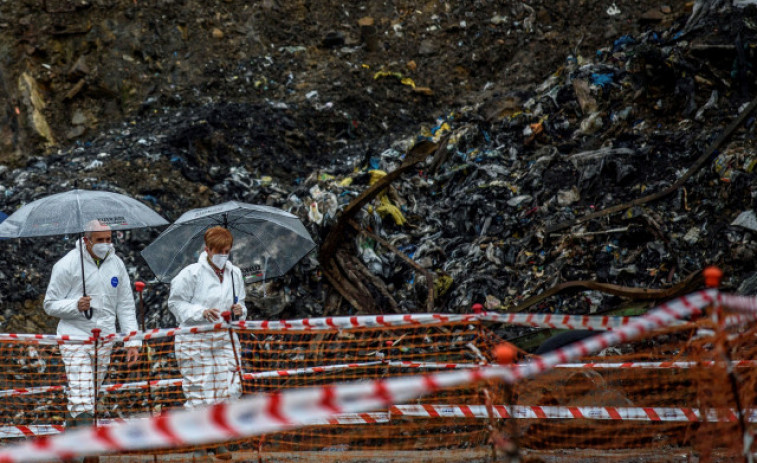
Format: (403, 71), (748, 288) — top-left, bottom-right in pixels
(1, 0), (690, 171)
(3, 1), (757, 335)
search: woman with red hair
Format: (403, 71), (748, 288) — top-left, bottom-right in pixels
(168, 226), (247, 459)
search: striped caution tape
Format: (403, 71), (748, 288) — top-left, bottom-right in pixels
(0, 378), (185, 399)
(6, 289), (743, 347)
(0, 324), (223, 346)
(8, 354), (757, 401)
(720, 294), (757, 314)
(386, 360), (481, 369)
(8, 312), (626, 345)
(242, 360), (480, 380)
(390, 404), (755, 423)
(234, 313), (479, 331)
(101, 378), (184, 393)
(554, 360), (757, 369)
(0, 385), (66, 398)
(2, 360), (472, 399)
(103, 323), (224, 344)
(234, 312), (648, 332)
(476, 313), (634, 330)
(0, 289), (716, 462)
(4, 400), (753, 440)
(273, 412), (390, 426)
(725, 312), (757, 327)
(242, 361), (386, 380)
(0, 425), (66, 439)
(0, 333), (91, 346)
(508, 290), (716, 382)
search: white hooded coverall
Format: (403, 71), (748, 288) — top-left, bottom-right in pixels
(44, 239), (141, 418)
(168, 251), (247, 408)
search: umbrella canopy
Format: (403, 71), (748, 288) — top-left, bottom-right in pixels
(0, 189), (168, 238)
(0, 189), (169, 319)
(141, 201), (315, 284)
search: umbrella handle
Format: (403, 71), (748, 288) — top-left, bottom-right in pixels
(79, 233), (92, 319)
(231, 270), (238, 321)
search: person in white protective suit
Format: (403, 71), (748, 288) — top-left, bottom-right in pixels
(168, 226), (247, 408)
(44, 220), (141, 428)
(168, 226), (246, 460)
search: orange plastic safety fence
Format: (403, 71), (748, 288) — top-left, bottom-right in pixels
(2, 317), (757, 462)
(511, 321), (757, 461)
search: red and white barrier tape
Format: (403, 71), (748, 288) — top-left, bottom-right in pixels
(243, 360), (479, 380)
(7, 400), (754, 439)
(0, 289), (716, 462)
(0, 360), (479, 399)
(725, 312), (757, 328)
(0, 333), (91, 346)
(9, 353), (756, 401)
(0, 385), (66, 398)
(54, 311), (678, 344)
(8, 400), (754, 439)
(0, 426), (65, 439)
(101, 378), (184, 394)
(0, 378), (185, 399)
(103, 323), (224, 344)
(386, 360), (480, 369)
(554, 360), (757, 369)
(391, 404), (755, 423)
(720, 294), (757, 314)
(233, 313), (478, 331)
(476, 313), (633, 330)
(9, 290), (756, 347)
(234, 312), (652, 332)
(243, 361), (385, 380)
(0, 324), (221, 346)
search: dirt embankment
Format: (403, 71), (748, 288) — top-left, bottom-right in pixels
(8, 1), (755, 335)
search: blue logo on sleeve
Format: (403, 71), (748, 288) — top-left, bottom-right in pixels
(111, 277), (119, 287)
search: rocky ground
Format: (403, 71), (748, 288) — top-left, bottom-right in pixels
(1, 0), (756, 344)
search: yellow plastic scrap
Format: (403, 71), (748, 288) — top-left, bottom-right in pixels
(434, 274), (454, 298)
(374, 71), (425, 91)
(432, 122), (451, 142)
(254, 76), (268, 89)
(376, 195), (406, 225)
(374, 71), (403, 80)
(368, 170), (388, 185)
(338, 177), (354, 187)
(400, 77), (416, 89)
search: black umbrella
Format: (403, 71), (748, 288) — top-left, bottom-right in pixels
(140, 201), (315, 311)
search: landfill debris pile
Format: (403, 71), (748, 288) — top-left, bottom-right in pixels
(0, 1), (756, 344)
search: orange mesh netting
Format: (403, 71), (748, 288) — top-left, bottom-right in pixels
(0, 312), (756, 462)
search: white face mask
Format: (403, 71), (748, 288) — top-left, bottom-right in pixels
(91, 242), (113, 259)
(211, 254), (229, 269)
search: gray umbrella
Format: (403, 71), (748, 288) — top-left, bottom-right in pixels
(141, 201), (315, 291)
(0, 189), (169, 317)
(0, 189), (169, 237)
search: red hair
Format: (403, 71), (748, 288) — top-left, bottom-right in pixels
(204, 226), (233, 251)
